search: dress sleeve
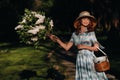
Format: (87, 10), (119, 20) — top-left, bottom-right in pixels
(69, 33), (74, 42)
(91, 31), (105, 49)
(90, 31), (98, 44)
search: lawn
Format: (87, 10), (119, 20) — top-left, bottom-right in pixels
(0, 41), (64, 80)
(0, 41), (120, 80)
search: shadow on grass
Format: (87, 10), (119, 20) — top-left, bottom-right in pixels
(46, 68), (65, 80)
(19, 69), (65, 80)
(53, 46), (77, 64)
(19, 69), (48, 80)
(56, 49), (76, 64)
(19, 70), (38, 80)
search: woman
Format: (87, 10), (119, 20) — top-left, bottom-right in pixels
(49, 11), (108, 80)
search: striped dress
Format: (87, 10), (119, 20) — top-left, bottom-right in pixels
(69, 31), (108, 80)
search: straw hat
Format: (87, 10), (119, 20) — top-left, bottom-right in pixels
(74, 11), (97, 28)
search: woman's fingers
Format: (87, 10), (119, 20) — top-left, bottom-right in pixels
(49, 34), (59, 42)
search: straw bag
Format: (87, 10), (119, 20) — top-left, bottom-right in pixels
(94, 47), (110, 72)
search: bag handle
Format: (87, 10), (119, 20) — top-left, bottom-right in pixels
(94, 47), (109, 63)
(96, 46), (107, 56)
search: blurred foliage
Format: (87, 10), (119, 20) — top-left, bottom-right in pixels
(0, 0), (120, 31)
(32, 0), (54, 12)
(0, 0), (120, 34)
(0, 0), (120, 54)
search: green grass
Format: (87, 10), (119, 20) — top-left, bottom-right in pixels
(0, 42), (120, 80)
(0, 42), (55, 80)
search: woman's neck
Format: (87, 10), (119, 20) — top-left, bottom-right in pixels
(80, 26), (87, 33)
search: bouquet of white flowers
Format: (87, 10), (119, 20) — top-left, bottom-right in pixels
(15, 9), (54, 48)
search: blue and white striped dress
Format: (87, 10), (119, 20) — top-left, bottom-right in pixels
(69, 31), (108, 80)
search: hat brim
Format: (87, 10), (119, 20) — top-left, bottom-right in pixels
(74, 16), (97, 29)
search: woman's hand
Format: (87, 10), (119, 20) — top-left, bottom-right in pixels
(48, 34), (59, 42)
(93, 43), (99, 51)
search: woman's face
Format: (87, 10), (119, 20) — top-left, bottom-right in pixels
(81, 17), (90, 26)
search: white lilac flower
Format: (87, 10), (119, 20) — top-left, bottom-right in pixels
(21, 19), (26, 23)
(35, 25), (45, 30)
(28, 25), (45, 34)
(35, 14), (45, 24)
(49, 20), (54, 29)
(15, 9), (54, 48)
(26, 41), (32, 44)
(31, 11), (37, 15)
(15, 25), (23, 30)
(34, 14), (43, 18)
(31, 37), (38, 41)
(27, 28), (39, 35)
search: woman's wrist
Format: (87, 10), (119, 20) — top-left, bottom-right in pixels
(51, 35), (59, 42)
(54, 36), (60, 42)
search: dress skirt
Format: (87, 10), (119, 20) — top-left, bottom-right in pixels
(75, 50), (108, 80)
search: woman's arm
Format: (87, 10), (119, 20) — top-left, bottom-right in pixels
(49, 34), (73, 51)
(77, 43), (99, 51)
(57, 39), (73, 51)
